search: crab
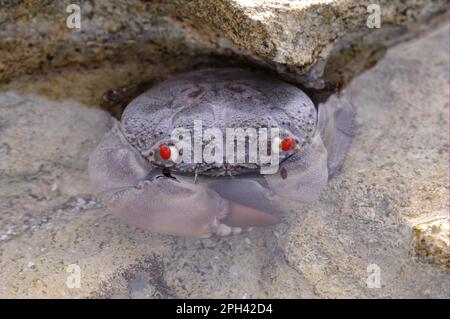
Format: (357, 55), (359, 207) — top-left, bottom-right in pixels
(88, 68), (354, 238)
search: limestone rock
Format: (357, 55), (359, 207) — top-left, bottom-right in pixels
(1, 0), (447, 104)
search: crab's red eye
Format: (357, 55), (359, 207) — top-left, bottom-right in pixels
(159, 144), (171, 160)
(280, 137), (293, 152)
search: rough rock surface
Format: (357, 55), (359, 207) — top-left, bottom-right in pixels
(279, 25), (450, 297)
(172, 0), (448, 87)
(0, 23), (448, 298)
(1, 0), (447, 105)
(413, 217), (449, 268)
(0, 0), (233, 107)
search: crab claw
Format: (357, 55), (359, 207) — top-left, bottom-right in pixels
(88, 120), (151, 192)
(208, 178), (281, 227)
(102, 177), (230, 238)
(89, 120), (276, 238)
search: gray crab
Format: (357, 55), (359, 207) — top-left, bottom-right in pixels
(89, 68), (354, 238)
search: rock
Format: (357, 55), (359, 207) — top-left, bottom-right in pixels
(0, 1), (236, 106)
(279, 24), (450, 297)
(173, 0), (448, 87)
(413, 217), (449, 268)
(1, 1), (447, 105)
(0, 22), (449, 297)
